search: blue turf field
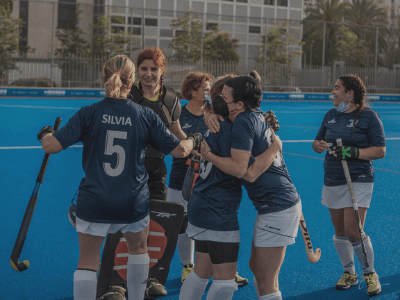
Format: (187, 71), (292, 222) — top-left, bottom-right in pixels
(1, 98), (399, 300)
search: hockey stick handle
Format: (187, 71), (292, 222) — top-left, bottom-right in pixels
(299, 213), (321, 263)
(10, 117), (62, 272)
(36, 117), (61, 183)
(336, 138), (369, 267)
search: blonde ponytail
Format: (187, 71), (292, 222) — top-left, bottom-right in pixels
(103, 55), (135, 99)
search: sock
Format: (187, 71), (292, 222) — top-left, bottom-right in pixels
(353, 235), (375, 274)
(206, 279), (238, 300)
(179, 271), (209, 300)
(259, 291), (282, 300)
(73, 269), (97, 300)
(177, 234), (195, 266)
(253, 276), (260, 299)
(126, 254), (149, 300)
(333, 235), (356, 275)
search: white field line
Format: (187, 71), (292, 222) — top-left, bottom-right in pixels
(0, 104), (81, 110)
(1, 138), (399, 150)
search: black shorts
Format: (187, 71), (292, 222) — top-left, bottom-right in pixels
(195, 240), (239, 264)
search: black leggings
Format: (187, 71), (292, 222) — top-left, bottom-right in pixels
(195, 240), (239, 264)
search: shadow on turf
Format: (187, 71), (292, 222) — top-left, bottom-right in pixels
(286, 273), (400, 300)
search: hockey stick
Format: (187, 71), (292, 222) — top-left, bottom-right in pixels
(299, 213), (321, 263)
(336, 138), (369, 268)
(10, 117), (62, 272)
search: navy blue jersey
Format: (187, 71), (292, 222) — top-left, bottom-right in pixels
(188, 120), (242, 231)
(53, 98), (181, 223)
(169, 105), (209, 190)
(231, 109), (300, 214)
(315, 108), (385, 186)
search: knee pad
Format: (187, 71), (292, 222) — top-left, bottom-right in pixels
(210, 279), (238, 294)
(180, 212), (188, 234)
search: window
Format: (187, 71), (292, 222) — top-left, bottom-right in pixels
(58, 0), (77, 30)
(111, 26), (125, 33)
(160, 29), (173, 37)
(264, 0), (274, 5)
(145, 18), (158, 26)
(130, 27), (141, 35)
(277, 0), (287, 6)
(249, 26), (261, 34)
(128, 17), (141, 25)
(236, 0), (248, 2)
(206, 23), (219, 30)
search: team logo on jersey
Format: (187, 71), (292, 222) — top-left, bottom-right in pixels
(328, 118), (336, 124)
(113, 220), (167, 280)
(347, 119), (358, 127)
(182, 123), (192, 129)
(152, 211), (177, 218)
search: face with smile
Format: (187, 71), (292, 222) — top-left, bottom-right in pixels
(138, 59), (162, 89)
(332, 79), (351, 107)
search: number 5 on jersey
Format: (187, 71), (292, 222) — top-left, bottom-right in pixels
(104, 130), (127, 177)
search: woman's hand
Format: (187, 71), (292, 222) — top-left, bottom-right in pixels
(204, 111), (223, 133)
(312, 140), (329, 153)
(201, 140), (211, 161)
(271, 130), (282, 152)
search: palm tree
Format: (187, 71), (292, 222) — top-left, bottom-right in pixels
(304, 0), (348, 66)
(345, 0), (388, 67)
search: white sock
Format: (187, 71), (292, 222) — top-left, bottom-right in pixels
(206, 279), (238, 300)
(259, 291), (282, 300)
(73, 269), (97, 300)
(253, 276), (260, 299)
(179, 271), (209, 300)
(177, 233), (195, 266)
(353, 235), (375, 274)
(333, 235), (356, 275)
(126, 254), (149, 300)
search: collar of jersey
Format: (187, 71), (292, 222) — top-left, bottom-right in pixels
(136, 81), (161, 102)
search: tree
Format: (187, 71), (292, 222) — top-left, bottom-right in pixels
(0, 6), (34, 79)
(0, 0), (12, 11)
(380, 6), (400, 68)
(333, 26), (371, 67)
(55, 5), (90, 57)
(257, 21), (303, 65)
(304, 0), (348, 66)
(345, 0), (388, 67)
(91, 15), (140, 57)
(203, 32), (240, 62)
(170, 9), (203, 60)
(170, 9), (240, 61)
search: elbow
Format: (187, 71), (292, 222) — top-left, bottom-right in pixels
(379, 147), (386, 159)
(235, 168), (248, 179)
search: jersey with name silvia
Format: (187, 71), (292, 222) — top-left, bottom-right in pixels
(315, 108), (385, 186)
(231, 109), (300, 214)
(53, 97), (181, 223)
(188, 120), (242, 231)
(168, 104), (209, 190)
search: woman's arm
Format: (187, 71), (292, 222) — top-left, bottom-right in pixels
(169, 119), (187, 140)
(242, 131), (282, 183)
(201, 140), (251, 178)
(42, 135), (63, 154)
(359, 146), (386, 160)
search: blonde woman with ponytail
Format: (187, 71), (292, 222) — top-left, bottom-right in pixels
(38, 54), (196, 300)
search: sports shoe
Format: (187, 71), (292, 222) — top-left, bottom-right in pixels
(144, 278), (167, 299)
(98, 285), (126, 300)
(235, 272), (249, 287)
(363, 272), (382, 297)
(181, 264), (194, 283)
(335, 272), (358, 290)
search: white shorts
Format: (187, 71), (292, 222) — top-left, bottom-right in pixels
(75, 215), (150, 237)
(253, 201), (302, 248)
(321, 182), (373, 209)
(186, 222), (240, 243)
(166, 188), (188, 212)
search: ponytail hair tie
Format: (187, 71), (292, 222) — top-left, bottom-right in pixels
(114, 72), (121, 76)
